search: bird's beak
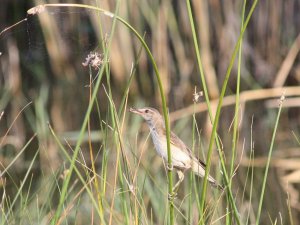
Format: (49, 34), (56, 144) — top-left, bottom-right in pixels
(129, 107), (143, 115)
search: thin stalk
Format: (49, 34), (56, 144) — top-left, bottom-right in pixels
(199, 0), (257, 219)
(230, 0), (247, 183)
(185, 1), (259, 225)
(48, 123), (102, 215)
(106, 97), (130, 225)
(90, 0), (110, 222)
(30, 3), (114, 224)
(5, 151), (39, 218)
(256, 95), (284, 224)
(28, 3), (175, 224)
(101, 1), (131, 224)
(228, 1), (247, 223)
(189, 99), (199, 224)
(287, 194), (295, 225)
(245, 147), (254, 224)
(49, 52), (107, 225)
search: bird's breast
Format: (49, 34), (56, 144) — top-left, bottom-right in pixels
(150, 130), (191, 169)
(150, 130), (168, 159)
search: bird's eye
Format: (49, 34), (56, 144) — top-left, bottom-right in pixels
(145, 109), (149, 113)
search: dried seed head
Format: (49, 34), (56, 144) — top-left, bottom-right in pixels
(82, 52), (105, 70)
(193, 87), (203, 103)
(27, 5), (46, 15)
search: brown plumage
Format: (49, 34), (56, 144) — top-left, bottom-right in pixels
(130, 107), (223, 191)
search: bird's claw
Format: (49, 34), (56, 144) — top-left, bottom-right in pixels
(167, 164), (173, 171)
(168, 190), (177, 201)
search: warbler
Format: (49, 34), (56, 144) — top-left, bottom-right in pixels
(130, 107), (223, 191)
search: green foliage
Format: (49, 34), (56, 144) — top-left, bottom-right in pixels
(0, 1), (298, 225)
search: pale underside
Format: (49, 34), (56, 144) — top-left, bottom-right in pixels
(150, 128), (207, 178)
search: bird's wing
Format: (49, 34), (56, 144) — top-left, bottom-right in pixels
(169, 131), (188, 152)
(167, 130), (207, 167)
(166, 130), (223, 190)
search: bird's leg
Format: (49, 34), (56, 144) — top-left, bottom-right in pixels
(166, 161), (173, 172)
(172, 170), (184, 193)
(168, 171), (185, 200)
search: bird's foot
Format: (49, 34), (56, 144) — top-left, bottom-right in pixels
(167, 164), (173, 171)
(168, 191), (177, 201)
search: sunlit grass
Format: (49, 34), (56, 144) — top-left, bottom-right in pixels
(0, 1), (298, 225)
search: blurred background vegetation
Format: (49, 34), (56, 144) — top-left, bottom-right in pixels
(0, 0), (300, 224)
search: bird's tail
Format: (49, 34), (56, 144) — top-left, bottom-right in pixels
(192, 161), (224, 190)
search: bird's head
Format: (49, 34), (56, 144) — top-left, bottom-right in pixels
(129, 107), (164, 128)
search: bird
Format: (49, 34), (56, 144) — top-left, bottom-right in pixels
(129, 107), (223, 192)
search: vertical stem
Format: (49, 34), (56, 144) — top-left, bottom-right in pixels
(34, 3), (175, 224)
(256, 95), (284, 225)
(230, 0), (247, 184)
(185, 1), (258, 224)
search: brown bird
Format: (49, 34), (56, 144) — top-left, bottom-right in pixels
(130, 107), (223, 192)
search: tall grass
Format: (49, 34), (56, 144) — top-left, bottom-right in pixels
(0, 1), (298, 224)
